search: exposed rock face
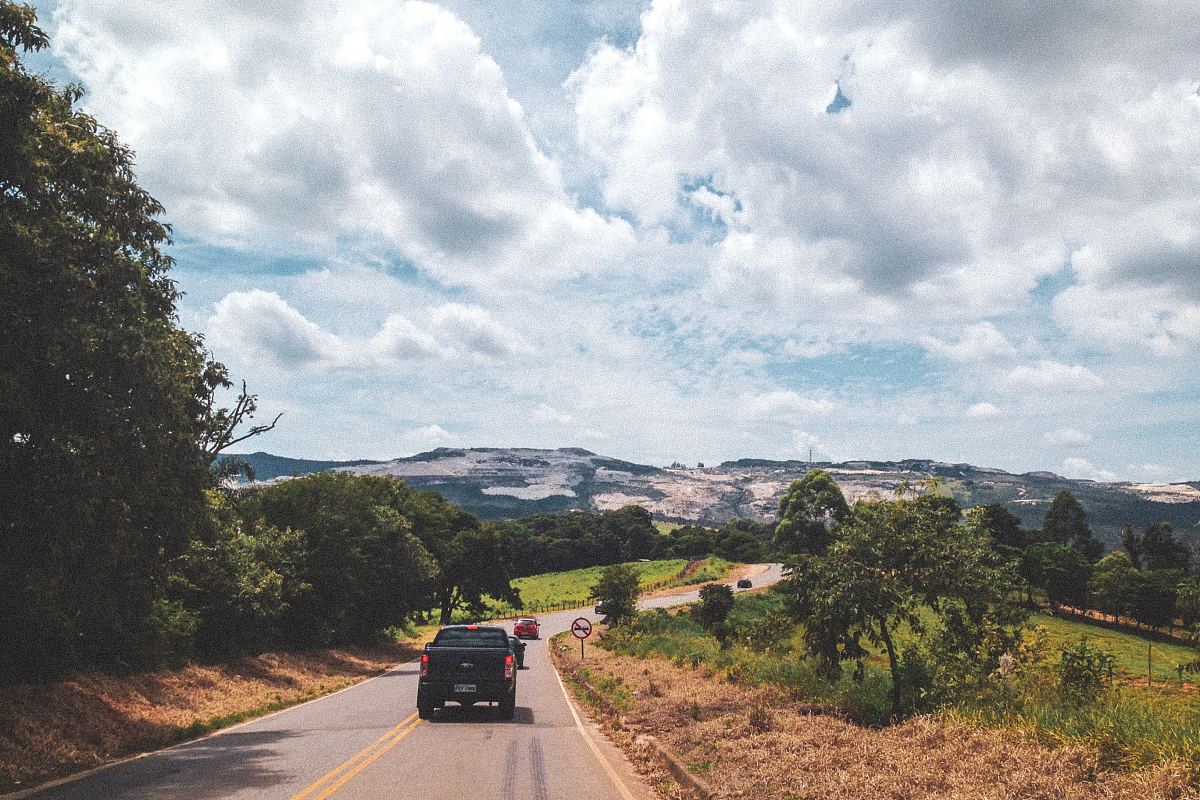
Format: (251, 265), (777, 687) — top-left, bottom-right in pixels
(231, 448), (1200, 548)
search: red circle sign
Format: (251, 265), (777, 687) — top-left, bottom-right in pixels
(571, 617), (592, 639)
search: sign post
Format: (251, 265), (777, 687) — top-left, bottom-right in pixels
(571, 616), (592, 660)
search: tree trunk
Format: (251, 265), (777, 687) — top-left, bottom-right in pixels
(439, 587), (458, 625)
(879, 622), (902, 717)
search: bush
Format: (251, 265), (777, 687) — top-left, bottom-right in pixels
(1056, 638), (1114, 702)
(692, 583), (735, 629)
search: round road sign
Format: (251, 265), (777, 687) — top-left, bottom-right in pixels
(571, 617), (592, 639)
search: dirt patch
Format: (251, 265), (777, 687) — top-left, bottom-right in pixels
(0, 642), (421, 793)
(553, 635), (1198, 800)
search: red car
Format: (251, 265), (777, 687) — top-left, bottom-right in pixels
(513, 617), (540, 639)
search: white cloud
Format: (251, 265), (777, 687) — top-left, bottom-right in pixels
(792, 429), (822, 457)
(207, 291), (525, 369)
(1044, 428), (1093, 447)
(207, 290), (345, 368)
(430, 303), (527, 359)
(51, 0), (633, 285)
(1135, 463), (1171, 479)
(964, 402), (1001, 419)
(401, 424), (458, 450)
(921, 323), (1016, 363)
(370, 315), (445, 361)
(1061, 457), (1119, 482)
(1000, 361), (1104, 392)
(531, 403), (578, 427)
(740, 390), (836, 420)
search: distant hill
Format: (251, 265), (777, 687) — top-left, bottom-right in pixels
(227, 448), (1200, 550)
(218, 451), (382, 482)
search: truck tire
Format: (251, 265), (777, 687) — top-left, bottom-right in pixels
(418, 705), (435, 720)
(499, 696), (515, 720)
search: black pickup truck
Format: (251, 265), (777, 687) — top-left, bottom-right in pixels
(417, 625), (517, 719)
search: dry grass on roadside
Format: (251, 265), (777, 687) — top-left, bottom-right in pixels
(0, 643), (420, 793)
(556, 637), (1199, 800)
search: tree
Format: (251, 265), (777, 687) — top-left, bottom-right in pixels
(774, 469), (850, 556)
(1126, 522), (1192, 572)
(977, 503), (1025, 550)
(1024, 542), (1092, 609)
(1121, 525), (1143, 568)
(591, 563), (640, 624)
(1129, 570), (1181, 631)
(244, 473), (439, 644)
(784, 496), (1025, 716)
(1177, 580), (1200, 630)
(693, 583), (735, 629)
(168, 491), (307, 658)
(0, 4), (229, 678)
(1042, 491), (1102, 561)
(1088, 551), (1137, 622)
(714, 520), (767, 563)
(199, 374), (281, 481)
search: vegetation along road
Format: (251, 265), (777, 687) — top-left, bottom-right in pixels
(12, 565), (783, 800)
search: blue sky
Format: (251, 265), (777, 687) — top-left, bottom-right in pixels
(28, 0), (1200, 480)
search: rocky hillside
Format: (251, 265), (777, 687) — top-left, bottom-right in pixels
(228, 448), (1200, 548)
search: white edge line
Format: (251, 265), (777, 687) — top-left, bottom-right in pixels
(0, 656), (423, 800)
(552, 658), (638, 800)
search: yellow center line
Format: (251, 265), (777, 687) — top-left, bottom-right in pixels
(307, 717), (422, 800)
(288, 712), (419, 800)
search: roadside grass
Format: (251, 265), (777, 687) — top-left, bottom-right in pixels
(600, 590), (1200, 774)
(0, 643), (422, 793)
(559, 629), (1195, 800)
(482, 557), (736, 617)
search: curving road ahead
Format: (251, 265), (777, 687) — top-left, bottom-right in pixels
(16, 564), (785, 800)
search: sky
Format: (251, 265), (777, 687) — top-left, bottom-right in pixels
(27, 0), (1200, 480)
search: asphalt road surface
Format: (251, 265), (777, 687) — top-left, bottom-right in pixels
(18, 563), (786, 800)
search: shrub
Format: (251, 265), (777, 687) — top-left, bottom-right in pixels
(1056, 638), (1114, 702)
(693, 583), (735, 629)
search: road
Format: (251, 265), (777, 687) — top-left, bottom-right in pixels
(17, 564), (786, 800)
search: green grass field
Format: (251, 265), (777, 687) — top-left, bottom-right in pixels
(488, 557), (736, 615)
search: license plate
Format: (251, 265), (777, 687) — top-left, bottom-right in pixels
(454, 684), (476, 693)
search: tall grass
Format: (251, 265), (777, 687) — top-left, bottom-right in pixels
(601, 590), (1200, 769)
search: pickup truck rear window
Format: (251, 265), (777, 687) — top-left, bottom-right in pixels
(431, 628), (510, 647)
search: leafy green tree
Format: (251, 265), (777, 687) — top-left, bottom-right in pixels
(660, 524), (716, 559)
(245, 473), (439, 644)
(1125, 522), (1192, 572)
(785, 496), (1024, 716)
(169, 491), (307, 657)
(1176, 580), (1200, 630)
(774, 469), (849, 555)
(1130, 569), (1181, 630)
(714, 518), (769, 562)
(1043, 491), (1102, 561)
(1024, 542), (1092, 608)
(592, 563), (640, 624)
(692, 583), (735, 629)
(1121, 525), (1143, 568)
(1088, 551), (1137, 621)
(431, 523), (521, 624)
(977, 503), (1025, 550)
(0, 4), (231, 678)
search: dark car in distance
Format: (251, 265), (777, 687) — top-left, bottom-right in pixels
(736, 578), (753, 589)
(507, 635), (526, 668)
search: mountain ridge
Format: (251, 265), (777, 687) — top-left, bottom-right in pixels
(222, 448), (1200, 549)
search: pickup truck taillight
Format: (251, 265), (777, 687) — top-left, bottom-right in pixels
(504, 653), (515, 680)
(419, 653), (429, 680)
